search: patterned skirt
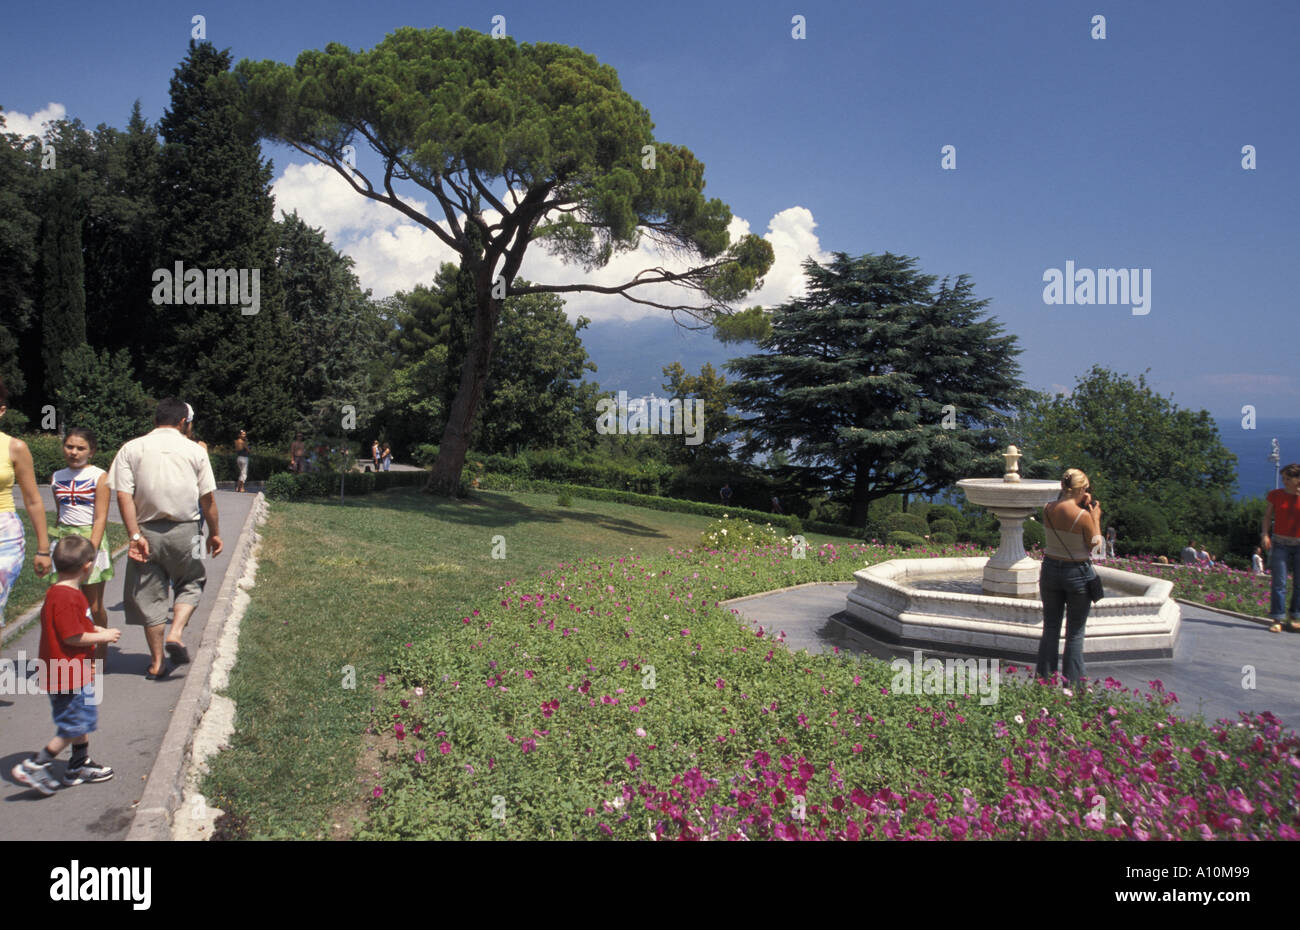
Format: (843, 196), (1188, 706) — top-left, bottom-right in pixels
(0, 510), (24, 625)
(47, 523), (115, 586)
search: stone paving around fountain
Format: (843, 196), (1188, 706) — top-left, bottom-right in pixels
(722, 582), (1300, 730)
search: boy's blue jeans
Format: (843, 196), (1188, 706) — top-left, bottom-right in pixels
(1269, 541), (1300, 620)
(1038, 557), (1093, 684)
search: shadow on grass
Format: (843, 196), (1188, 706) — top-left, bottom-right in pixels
(302, 487), (673, 539)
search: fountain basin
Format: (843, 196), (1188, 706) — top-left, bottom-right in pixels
(839, 557), (1181, 661)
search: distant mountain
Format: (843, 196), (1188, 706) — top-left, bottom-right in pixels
(577, 316), (745, 397)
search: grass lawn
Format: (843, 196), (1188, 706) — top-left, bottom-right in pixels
(207, 488), (1298, 840)
(203, 488), (859, 838)
(1, 511), (128, 633)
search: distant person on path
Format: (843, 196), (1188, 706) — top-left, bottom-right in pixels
(372, 440), (381, 472)
(381, 443), (392, 472)
(1180, 540), (1198, 566)
(1263, 463), (1300, 632)
(1105, 525), (1117, 559)
(1252, 546), (1265, 575)
(770, 495), (783, 515)
(10, 535), (121, 796)
(234, 430), (250, 492)
(0, 376), (52, 628)
(108, 397), (222, 679)
(290, 433), (306, 474)
(720, 483), (732, 507)
(1037, 468), (1103, 685)
(47, 428), (115, 664)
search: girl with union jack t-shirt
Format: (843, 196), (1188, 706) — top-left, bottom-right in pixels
(48, 427), (114, 661)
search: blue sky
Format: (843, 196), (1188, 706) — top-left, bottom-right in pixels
(2, 0), (1297, 421)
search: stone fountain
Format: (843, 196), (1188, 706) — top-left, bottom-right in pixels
(837, 446), (1181, 661)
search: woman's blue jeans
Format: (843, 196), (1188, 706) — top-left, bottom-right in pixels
(1037, 557), (1093, 684)
(1269, 541), (1300, 620)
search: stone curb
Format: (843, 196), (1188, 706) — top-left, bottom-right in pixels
(125, 493), (267, 842)
(1172, 597), (1273, 626)
(1, 543), (130, 649)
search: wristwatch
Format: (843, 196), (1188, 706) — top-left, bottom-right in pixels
(131, 532), (143, 542)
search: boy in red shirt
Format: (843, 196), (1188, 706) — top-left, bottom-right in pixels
(1264, 463), (1300, 631)
(11, 534), (121, 795)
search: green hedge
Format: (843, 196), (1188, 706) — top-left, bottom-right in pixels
(19, 433), (290, 484)
(263, 469), (429, 501)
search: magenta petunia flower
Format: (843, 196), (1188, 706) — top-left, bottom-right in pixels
(394, 723), (405, 741)
(414, 749), (427, 763)
(439, 741), (451, 754)
(372, 787), (383, 798)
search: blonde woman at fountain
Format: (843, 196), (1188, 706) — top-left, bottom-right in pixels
(1037, 468), (1104, 685)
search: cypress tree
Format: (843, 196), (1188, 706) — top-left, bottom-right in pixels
(151, 40), (295, 442)
(38, 166), (88, 403)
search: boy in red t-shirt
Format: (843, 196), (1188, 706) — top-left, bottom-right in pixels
(11, 534), (121, 795)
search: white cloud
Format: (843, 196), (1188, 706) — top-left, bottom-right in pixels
(0, 103), (68, 140)
(269, 160), (829, 317)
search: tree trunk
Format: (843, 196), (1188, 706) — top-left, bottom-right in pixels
(425, 268), (500, 496)
(849, 468), (872, 529)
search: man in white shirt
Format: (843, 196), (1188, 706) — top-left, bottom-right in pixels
(108, 398), (222, 679)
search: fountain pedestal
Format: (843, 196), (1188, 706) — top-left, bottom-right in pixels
(956, 476), (1061, 598)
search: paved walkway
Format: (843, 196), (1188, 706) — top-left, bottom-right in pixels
(725, 583), (1300, 730)
(0, 489), (257, 838)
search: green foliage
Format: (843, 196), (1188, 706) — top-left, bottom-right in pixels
(1022, 519), (1045, 551)
(148, 40), (296, 443)
(277, 211), (388, 437)
(886, 530), (927, 548)
(55, 345), (153, 449)
(556, 491), (573, 507)
(658, 361), (735, 464)
(38, 167), (89, 400)
(927, 504), (963, 526)
(929, 518), (958, 538)
(729, 252), (1027, 525)
(930, 532), (956, 545)
(262, 469), (426, 501)
(0, 406), (30, 434)
(699, 516), (784, 551)
(233, 26), (773, 493)
(883, 512), (929, 537)
(1017, 367), (1236, 544)
(712, 305), (772, 345)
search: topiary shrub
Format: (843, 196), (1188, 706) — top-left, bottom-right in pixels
(929, 518), (958, 538)
(930, 531), (956, 545)
(884, 512), (929, 537)
(927, 504), (963, 526)
(557, 491), (573, 507)
(887, 530), (927, 549)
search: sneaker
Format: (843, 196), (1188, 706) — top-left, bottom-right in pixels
(62, 759), (114, 786)
(12, 758), (60, 796)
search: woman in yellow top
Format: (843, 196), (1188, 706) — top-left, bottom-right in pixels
(0, 377), (53, 628)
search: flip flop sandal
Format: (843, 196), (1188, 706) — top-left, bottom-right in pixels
(1271, 623), (1284, 633)
(165, 642), (190, 665)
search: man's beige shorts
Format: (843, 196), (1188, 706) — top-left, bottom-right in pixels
(123, 520), (206, 628)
